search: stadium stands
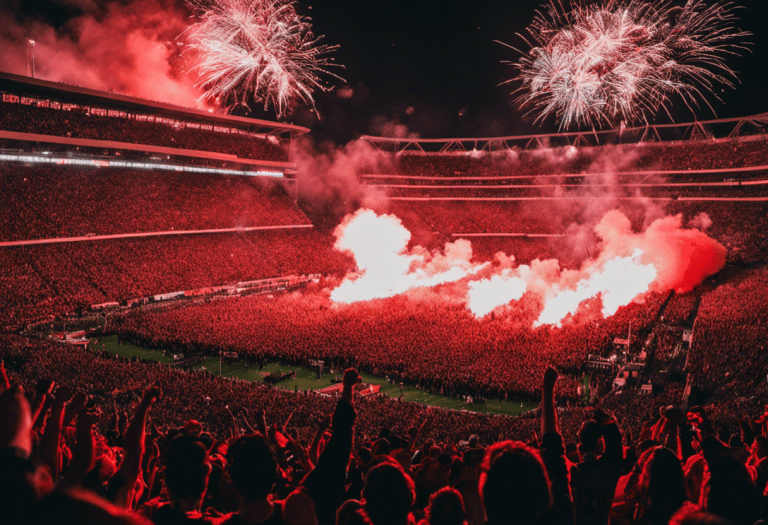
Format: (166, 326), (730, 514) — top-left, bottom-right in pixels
(687, 266), (768, 400)
(0, 165), (309, 241)
(0, 99), (288, 161)
(384, 135), (768, 177)
(0, 230), (352, 327)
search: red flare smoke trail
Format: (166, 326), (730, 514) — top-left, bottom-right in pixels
(331, 208), (727, 328)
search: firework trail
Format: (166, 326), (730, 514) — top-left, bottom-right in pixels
(185, 0), (341, 117)
(502, 0), (750, 129)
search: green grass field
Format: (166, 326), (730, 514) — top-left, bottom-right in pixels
(97, 335), (536, 416)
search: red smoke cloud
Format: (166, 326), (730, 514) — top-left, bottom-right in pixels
(0, 0), (206, 108)
(595, 210), (727, 293)
(330, 207), (727, 328)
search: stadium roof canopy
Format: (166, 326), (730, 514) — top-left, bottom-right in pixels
(361, 112), (768, 153)
(0, 71), (310, 138)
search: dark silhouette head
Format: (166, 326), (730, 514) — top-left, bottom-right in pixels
(640, 447), (686, 525)
(226, 433), (278, 502)
(426, 487), (466, 525)
(363, 461), (415, 525)
(163, 435), (211, 502)
(480, 441), (552, 525)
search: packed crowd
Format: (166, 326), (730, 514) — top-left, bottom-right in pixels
(111, 285), (668, 404)
(389, 135), (768, 178)
(0, 230), (352, 328)
(0, 165), (309, 241)
(402, 200), (765, 264)
(4, 332), (768, 525)
(0, 101), (288, 161)
(379, 183), (768, 200)
(686, 266), (768, 402)
(660, 294), (698, 327)
(363, 169), (768, 186)
(379, 200), (768, 266)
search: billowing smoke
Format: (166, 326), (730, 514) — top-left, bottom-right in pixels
(331, 207), (727, 328)
(0, 0), (205, 107)
(467, 271), (527, 318)
(290, 137), (394, 229)
(534, 249), (658, 327)
(330, 209), (488, 303)
(592, 210), (727, 294)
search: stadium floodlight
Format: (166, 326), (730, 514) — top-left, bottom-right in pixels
(26, 39), (36, 78)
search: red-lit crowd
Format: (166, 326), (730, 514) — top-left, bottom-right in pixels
(111, 287), (668, 404)
(0, 165), (309, 241)
(0, 231), (352, 328)
(4, 332), (768, 525)
(0, 101), (287, 161)
(685, 267), (768, 402)
(391, 136), (768, 179)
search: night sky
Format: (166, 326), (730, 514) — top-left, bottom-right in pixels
(7, 0), (768, 144)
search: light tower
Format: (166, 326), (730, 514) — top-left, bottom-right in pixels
(26, 39), (36, 78)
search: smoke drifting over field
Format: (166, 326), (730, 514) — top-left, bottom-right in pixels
(330, 207), (727, 328)
(290, 137), (393, 229)
(330, 209), (487, 303)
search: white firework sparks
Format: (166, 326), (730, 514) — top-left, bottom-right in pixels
(185, 0), (341, 117)
(501, 0), (750, 129)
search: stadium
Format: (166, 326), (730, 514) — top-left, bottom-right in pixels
(2, 1), (768, 524)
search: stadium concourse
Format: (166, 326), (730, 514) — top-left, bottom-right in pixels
(3, 78), (768, 525)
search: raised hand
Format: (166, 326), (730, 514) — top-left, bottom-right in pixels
(141, 386), (162, 406)
(342, 368), (362, 404)
(0, 384), (32, 455)
(343, 368), (362, 389)
(543, 366), (558, 392)
(54, 385), (74, 405)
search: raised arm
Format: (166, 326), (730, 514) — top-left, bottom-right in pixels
(112, 386), (161, 506)
(539, 366), (573, 525)
(0, 361), (10, 394)
(542, 366), (559, 435)
(309, 414), (331, 466)
(0, 384), (33, 457)
(297, 369), (360, 525)
(238, 408), (256, 434)
(59, 407), (100, 489)
(39, 385), (73, 479)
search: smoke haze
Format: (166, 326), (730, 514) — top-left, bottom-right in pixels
(0, 0), (205, 107)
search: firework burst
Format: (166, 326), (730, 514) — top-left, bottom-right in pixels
(185, 0), (341, 117)
(501, 0), (750, 129)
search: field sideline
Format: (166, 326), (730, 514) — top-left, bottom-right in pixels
(95, 335), (537, 417)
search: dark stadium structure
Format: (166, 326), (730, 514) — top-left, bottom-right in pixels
(3, 74), (768, 525)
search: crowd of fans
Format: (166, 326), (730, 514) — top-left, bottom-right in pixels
(0, 230), (352, 328)
(661, 294), (698, 327)
(0, 101), (288, 161)
(364, 169), (768, 187)
(380, 184), (768, 199)
(4, 333), (768, 525)
(4, 87), (768, 525)
(686, 266), (768, 402)
(387, 135), (768, 178)
(0, 165), (309, 241)
(110, 285), (668, 404)
(380, 200), (768, 266)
